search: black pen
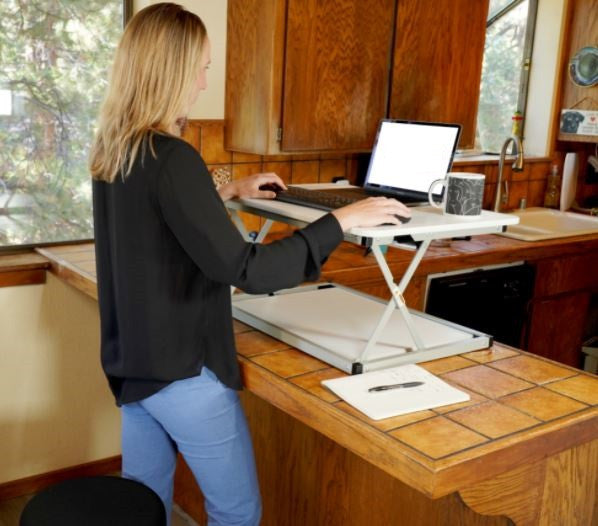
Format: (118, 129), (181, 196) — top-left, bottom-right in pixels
(368, 381), (424, 392)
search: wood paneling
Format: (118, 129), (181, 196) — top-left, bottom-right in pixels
(282, 0), (395, 151)
(534, 253), (598, 296)
(390, 0), (489, 149)
(538, 440), (598, 525)
(527, 291), (591, 367)
(200, 122), (232, 164)
(557, 0), (598, 143)
(462, 440), (598, 526)
(461, 459), (548, 526)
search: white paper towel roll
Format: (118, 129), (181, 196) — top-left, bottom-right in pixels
(560, 153), (578, 211)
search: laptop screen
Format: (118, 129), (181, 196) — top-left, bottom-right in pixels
(364, 120), (461, 198)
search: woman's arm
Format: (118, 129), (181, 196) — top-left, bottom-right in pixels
(158, 141), (410, 294)
(157, 142), (341, 293)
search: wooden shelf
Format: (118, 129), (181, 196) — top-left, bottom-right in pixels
(558, 132), (598, 144)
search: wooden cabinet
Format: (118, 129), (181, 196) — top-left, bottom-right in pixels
(225, 0), (489, 154)
(525, 253), (598, 367)
(282, 0), (395, 151)
(225, 0), (395, 154)
(527, 292), (591, 367)
(390, 0), (489, 149)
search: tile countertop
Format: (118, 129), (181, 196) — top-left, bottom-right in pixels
(32, 230), (598, 303)
(33, 242), (598, 506)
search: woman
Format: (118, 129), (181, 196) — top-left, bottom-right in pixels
(90, 3), (410, 525)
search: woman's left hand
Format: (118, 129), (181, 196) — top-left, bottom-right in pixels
(218, 172), (287, 201)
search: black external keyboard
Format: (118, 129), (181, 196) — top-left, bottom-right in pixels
(274, 186), (358, 211)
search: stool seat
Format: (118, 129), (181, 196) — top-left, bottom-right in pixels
(20, 476), (166, 526)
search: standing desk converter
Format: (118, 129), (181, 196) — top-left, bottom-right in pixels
(226, 184), (519, 374)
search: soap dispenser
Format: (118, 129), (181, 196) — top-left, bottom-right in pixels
(543, 164), (561, 209)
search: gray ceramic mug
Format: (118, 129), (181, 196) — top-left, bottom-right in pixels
(428, 172), (485, 217)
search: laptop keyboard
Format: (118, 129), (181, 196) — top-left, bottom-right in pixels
(274, 186), (359, 211)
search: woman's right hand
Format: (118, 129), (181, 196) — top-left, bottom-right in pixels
(331, 197), (411, 231)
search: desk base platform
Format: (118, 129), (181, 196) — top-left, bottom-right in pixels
(233, 284), (491, 374)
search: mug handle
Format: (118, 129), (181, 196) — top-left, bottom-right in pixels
(428, 179), (446, 208)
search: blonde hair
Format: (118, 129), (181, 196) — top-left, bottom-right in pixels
(90, 3), (207, 182)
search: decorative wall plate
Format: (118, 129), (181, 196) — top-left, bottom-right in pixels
(569, 46), (598, 87)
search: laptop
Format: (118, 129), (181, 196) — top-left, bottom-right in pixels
(275, 119), (461, 209)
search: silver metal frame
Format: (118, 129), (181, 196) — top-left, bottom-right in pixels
(228, 204), (495, 373)
(233, 283), (491, 374)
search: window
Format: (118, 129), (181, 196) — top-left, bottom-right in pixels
(0, 1), (130, 249)
(476, 0), (538, 153)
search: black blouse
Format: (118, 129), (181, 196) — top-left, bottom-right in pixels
(92, 135), (343, 405)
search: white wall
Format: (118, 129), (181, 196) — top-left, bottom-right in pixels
(0, 275), (120, 484)
(134, 0), (227, 120)
(524, 0), (567, 156)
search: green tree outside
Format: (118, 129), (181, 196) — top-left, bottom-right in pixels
(477, 0), (529, 153)
(0, 0), (122, 247)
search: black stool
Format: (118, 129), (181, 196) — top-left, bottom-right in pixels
(20, 476), (166, 526)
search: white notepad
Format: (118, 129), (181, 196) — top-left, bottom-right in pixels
(322, 364), (470, 420)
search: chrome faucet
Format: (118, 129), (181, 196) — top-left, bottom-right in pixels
(493, 136), (524, 212)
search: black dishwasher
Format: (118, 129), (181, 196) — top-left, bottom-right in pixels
(425, 263), (535, 348)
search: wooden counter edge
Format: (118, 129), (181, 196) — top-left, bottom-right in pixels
(0, 251), (50, 288)
(0, 251), (49, 271)
(240, 356), (598, 500)
(431, 411), (597, 496)
(36, 247), (98, 300)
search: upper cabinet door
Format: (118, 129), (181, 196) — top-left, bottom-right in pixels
(226, 0), (287, 155)
(281, 0), (395, 151)
(225, 0), (488, 154)
(389, 0), (489, 149)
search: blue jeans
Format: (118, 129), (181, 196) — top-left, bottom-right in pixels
(121, 368), (261, 526)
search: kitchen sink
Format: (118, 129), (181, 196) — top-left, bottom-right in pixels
(499, 207), (598, 241)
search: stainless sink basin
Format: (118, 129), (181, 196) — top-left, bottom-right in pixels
(499, 207), (598, 241)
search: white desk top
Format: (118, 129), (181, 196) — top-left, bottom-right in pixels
(227, 183), (519, 243)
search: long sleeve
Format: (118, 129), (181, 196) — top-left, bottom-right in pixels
(93, 135), (345, 405)
(157, 141), (343, 294)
